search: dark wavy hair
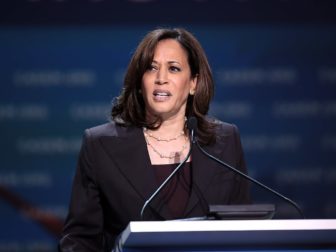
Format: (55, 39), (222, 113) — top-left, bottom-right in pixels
(111, 28), (217, 145)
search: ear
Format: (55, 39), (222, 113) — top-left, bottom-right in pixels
(189, 75), (198, 95)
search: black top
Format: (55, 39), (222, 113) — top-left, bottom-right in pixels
(152, 162), (191, 219)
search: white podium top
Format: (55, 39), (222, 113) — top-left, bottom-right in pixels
(120, 219), (336, 249)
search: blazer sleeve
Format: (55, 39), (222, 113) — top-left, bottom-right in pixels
(228, 124), (252, 204)
(59, 129), (104, 252)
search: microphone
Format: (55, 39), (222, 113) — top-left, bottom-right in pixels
(189, 116), (305, 219)
(187, 116), (197, 144)
(139, 120), (196, 220)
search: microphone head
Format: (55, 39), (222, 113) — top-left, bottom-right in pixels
(187, 116), (198, 134)
(188, 116), (198, 144)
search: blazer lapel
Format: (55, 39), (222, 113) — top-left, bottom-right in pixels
(184, 143), (222, 217)
(98, 125), (172, 220)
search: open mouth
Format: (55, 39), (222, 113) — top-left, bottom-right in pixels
(153, 90), (172, 97)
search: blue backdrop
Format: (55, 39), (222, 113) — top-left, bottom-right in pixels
(1, 2), (336, 251)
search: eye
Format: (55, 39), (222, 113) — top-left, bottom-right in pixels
(169, 66), (181, 72)
(147, 64), (158, 71)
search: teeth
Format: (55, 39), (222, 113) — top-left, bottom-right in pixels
(155, 92), (169, 96)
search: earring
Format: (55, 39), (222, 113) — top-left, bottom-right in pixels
(189, 90), (195, 95)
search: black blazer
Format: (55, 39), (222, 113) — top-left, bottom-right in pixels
(59, 120), (250, 251)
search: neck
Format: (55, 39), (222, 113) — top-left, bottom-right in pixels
(146, 114), (187, 137)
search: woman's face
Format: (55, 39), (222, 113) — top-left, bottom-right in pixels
(141, 39), (197, 121)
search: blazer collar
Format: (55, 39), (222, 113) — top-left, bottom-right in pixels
(183, 143), (222, 218)
(98, 125), (171, 219)
(98, 126), (155, 197)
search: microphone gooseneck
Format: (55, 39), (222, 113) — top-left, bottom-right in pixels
(195, 140), (305, 218)
(191, 117), (305, 219)
(139, 118), (196, 220)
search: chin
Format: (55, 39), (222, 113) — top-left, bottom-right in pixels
(149, 106), (173, 115)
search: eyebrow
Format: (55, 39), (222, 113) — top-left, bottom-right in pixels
(152, 60), (181, 65)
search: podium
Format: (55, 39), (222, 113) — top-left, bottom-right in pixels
(119, 219), (336, 252)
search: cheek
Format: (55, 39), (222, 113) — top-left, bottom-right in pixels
(141, 77), (151, 94)
(178, 80), (193, 97)
(175, 88), (190, 105)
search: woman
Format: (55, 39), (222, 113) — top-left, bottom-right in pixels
(59, 28), (250, 251)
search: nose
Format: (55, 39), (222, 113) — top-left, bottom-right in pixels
(154, 68), (168, 85)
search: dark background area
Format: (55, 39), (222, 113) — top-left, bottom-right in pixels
(1, 0), (336, 25)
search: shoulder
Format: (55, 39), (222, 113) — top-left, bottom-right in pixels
(85, 121), (118, 138)
(206, 116), (240, 138)
(205, 117), (244, 158)
(83, 120), (139, 141)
